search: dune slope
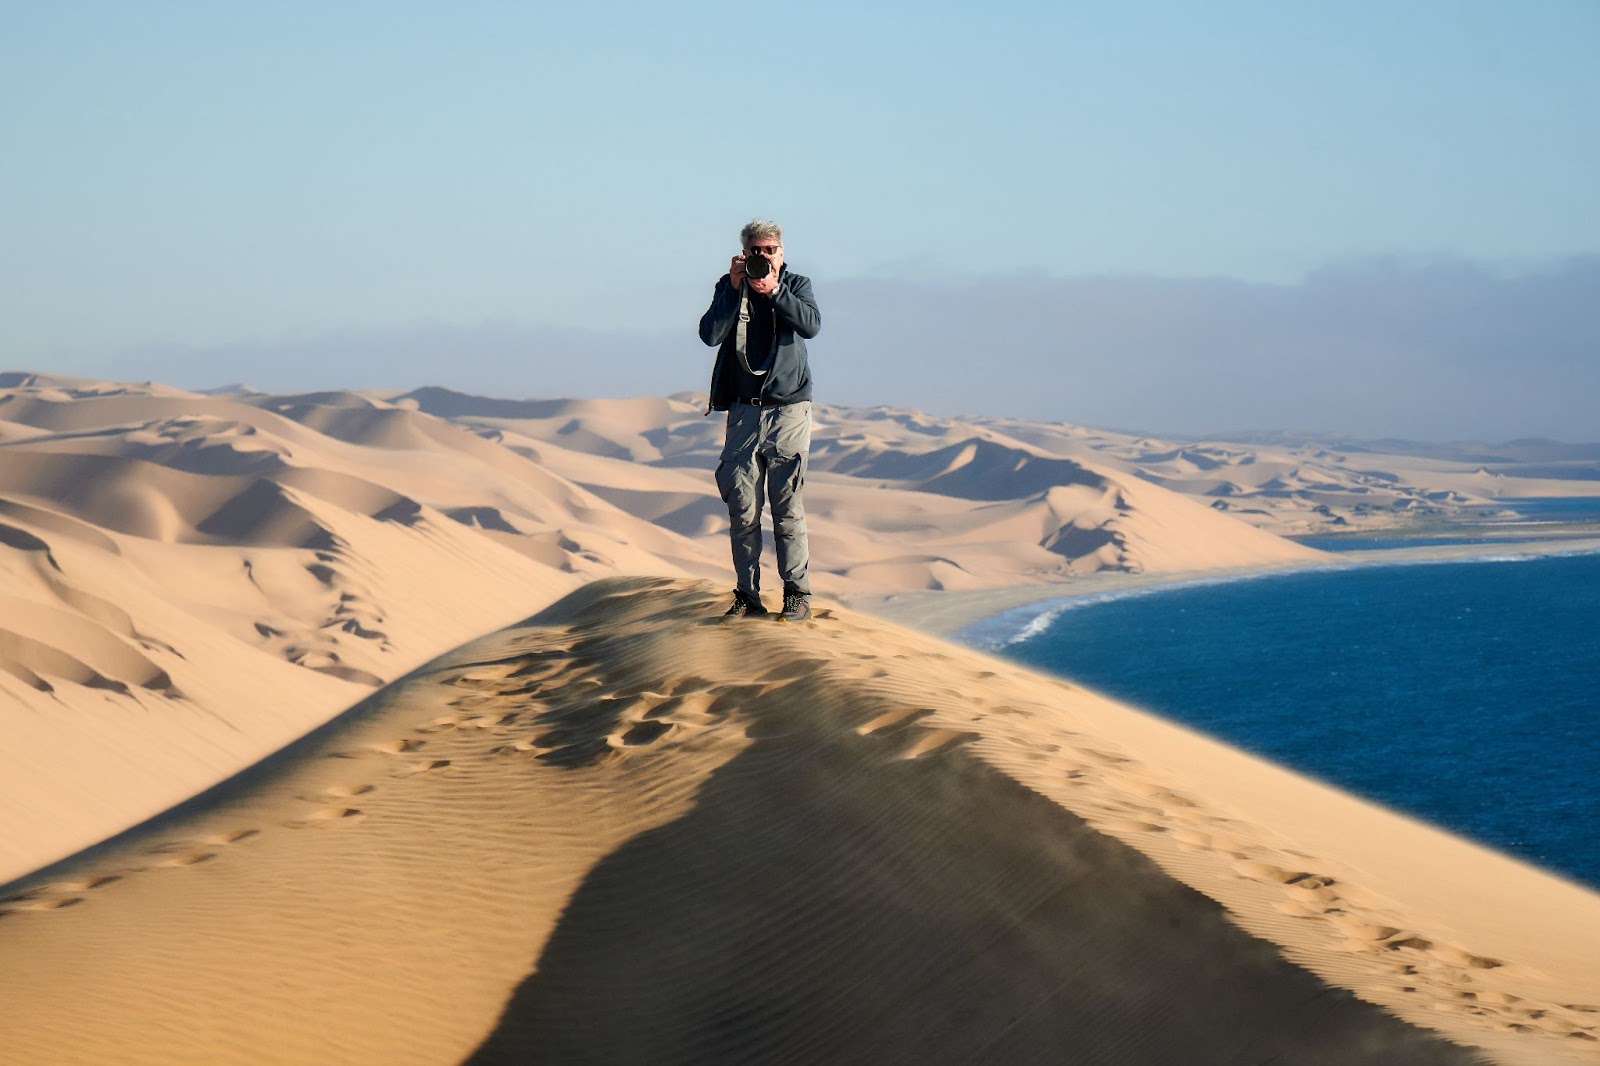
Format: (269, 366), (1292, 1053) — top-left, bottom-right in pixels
(0, 377), (720, 883)
(3, 578), (1595, 1065)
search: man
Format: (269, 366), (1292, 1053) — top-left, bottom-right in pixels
(697, 219), (821, 622)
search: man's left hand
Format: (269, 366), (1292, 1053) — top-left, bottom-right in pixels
(748, 273), (780, 297)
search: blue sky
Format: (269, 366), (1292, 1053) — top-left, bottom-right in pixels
(3, 2), (1597, 439)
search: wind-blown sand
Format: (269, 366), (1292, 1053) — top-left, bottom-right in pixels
(3, 579), (1597, 1065)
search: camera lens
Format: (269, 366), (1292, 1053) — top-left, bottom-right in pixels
(746, 253), (772, 280)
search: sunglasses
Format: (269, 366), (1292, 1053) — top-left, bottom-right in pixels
(746, 244), (781, 255)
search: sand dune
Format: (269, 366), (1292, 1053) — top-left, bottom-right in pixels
(394, 387), (1326, 587)
(961, 415), (1600, 535)
(0, 376), (723, 882)
(3, 579), (1596, 1064)
(6, 373), (1591, 885)
(4, 374), (1597, 1063)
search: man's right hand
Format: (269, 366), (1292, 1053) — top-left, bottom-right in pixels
(729, 254), (748, 290)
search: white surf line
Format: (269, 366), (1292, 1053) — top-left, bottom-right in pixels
(956, 538), (1600, 650)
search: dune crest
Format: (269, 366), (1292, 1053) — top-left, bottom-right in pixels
(2, 578), (1596, 1064)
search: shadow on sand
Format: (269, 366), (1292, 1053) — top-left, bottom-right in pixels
(464, 689), (1483, 1066)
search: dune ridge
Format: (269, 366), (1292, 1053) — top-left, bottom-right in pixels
(2, 373), (1348, 883)
(3, 578), (1596, 1064)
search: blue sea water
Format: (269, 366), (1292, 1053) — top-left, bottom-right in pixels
(974, 552), (1600, 889)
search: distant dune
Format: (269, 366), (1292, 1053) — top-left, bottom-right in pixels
(3, 579), (1597, 1064)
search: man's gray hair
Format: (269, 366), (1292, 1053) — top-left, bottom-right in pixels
(741, 219), (783, 247)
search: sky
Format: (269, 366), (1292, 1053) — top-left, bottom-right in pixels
(3, 1), (1597, 440)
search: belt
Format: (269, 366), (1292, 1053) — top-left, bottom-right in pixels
(737, 396), (772, 407)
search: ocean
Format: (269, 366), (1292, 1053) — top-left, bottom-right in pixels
(967, 540), (1600, 890)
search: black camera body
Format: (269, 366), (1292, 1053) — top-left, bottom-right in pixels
(745, 252), (773, 281)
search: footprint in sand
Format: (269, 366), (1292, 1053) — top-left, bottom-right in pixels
(2, 896), (86, 914)
(855, 707), (934, 737)
(614, 720), (673, 747)
(1327, 913), (1402, 942)
(1428, 944), (1507, 970)
(156, 851), (218, 868)
(503, 661), (567, 686)
(393, 758), (452, 777)
(0, 873), (123, 916)
(669, 676), (716, 696)
(1168, 827), (1216, 850)
(466, 711), (519, 729)
(319, 784), (374, 799)
(640, 697), (686, 721)
(327, 737), (426, 759)
(897, 729), (979, 761)
(307, 800), (361, 816)
(38, 875), (122, 893)
(199, 828), (262, 845)
(490, 736), (546, 755)
(372, 738), (425, 754)
(286, 807), (366, 829)
(1078, 747), (1136, 767)
(1096, 818), (1167, 835)
(448, 667), (524, 690)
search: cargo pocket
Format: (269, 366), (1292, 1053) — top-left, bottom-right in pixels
(767, 403), (811, 506)
(769, 401), (812, 464)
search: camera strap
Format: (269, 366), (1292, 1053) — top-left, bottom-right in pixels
(733, 290), (771, 377)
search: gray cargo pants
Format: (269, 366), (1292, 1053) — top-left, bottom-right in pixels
(714, 400), (811, 598)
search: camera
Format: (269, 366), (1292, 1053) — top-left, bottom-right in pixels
(744, 252), (773, 281)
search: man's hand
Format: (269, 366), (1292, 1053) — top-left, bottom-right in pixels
(729, 254), (747, 290)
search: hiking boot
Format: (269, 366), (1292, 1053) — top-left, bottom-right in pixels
(723, 589), (769, 619)
(777, 587), (812, 623)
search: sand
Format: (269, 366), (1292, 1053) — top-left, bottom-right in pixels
(3, 375), (1335, 883)
(3, 578), (1597, 1064)
(5, 373), (1599, 1063)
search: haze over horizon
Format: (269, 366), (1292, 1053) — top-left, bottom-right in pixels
(4, 2), (1597, 442)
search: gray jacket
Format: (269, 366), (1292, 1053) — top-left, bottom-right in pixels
(698, 266), (821, 410)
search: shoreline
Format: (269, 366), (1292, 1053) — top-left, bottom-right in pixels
(844, 534), (1600, 642)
